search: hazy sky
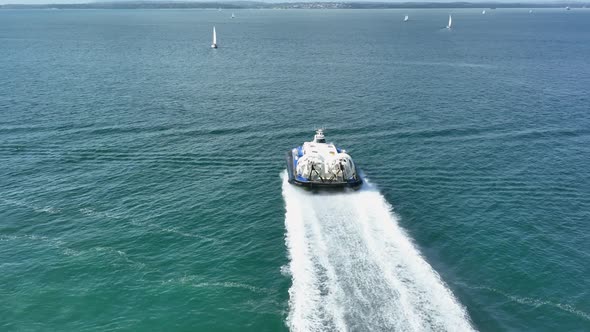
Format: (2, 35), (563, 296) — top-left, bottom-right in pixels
(0, 0), (90, 3)
(0, 0), (567, 4)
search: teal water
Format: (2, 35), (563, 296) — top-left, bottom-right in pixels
(1, 8), (589, 331)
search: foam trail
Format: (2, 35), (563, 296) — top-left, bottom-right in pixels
(282, 172), (475, 332)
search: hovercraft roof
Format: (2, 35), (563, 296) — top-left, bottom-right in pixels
(302, 141), (337, 156)
(302, 129), (338, 156)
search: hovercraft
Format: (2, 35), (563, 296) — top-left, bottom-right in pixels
(286, 129), (362, 190)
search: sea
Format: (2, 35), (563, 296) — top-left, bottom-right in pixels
(1, 8), (589, 332)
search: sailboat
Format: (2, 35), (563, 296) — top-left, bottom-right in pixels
(482, 9), (486, 14)
(446, 15), (452, 29)
(231, 13), (235, 19)
(211, 26), (217, 48)
(529, 9), (533, 13)
(404, 15), (409, 22)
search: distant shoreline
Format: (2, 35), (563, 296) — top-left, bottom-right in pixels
(1, 2), (589, 10)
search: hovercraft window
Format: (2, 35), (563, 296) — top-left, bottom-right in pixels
(317, 138), (326, 143)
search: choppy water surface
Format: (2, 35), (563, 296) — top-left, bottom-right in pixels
(1, 8), (589, 331)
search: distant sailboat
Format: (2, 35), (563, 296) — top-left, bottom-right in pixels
(482, 10), (486, 14)
(529, 9), (533, 13)
(404, 15), (409, 22)
(446, 15), (452, 29)
(211, 26), (217, 48)
(231, 13), (235, 19)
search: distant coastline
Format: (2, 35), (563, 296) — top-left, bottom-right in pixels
(1, 1), (589, 10)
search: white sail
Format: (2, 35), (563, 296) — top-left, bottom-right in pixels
(231, 13), (235, 18)
(447, 15), (452, 28)
(404, 15), (409, 22)
(482, 10), (486, 14)
(213, 26), (217, 45)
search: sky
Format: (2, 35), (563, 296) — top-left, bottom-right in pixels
(0, 0), (88, 3)
(0, 0), (571, 4)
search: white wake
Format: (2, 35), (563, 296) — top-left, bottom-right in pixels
(282, 172), (475, 332)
